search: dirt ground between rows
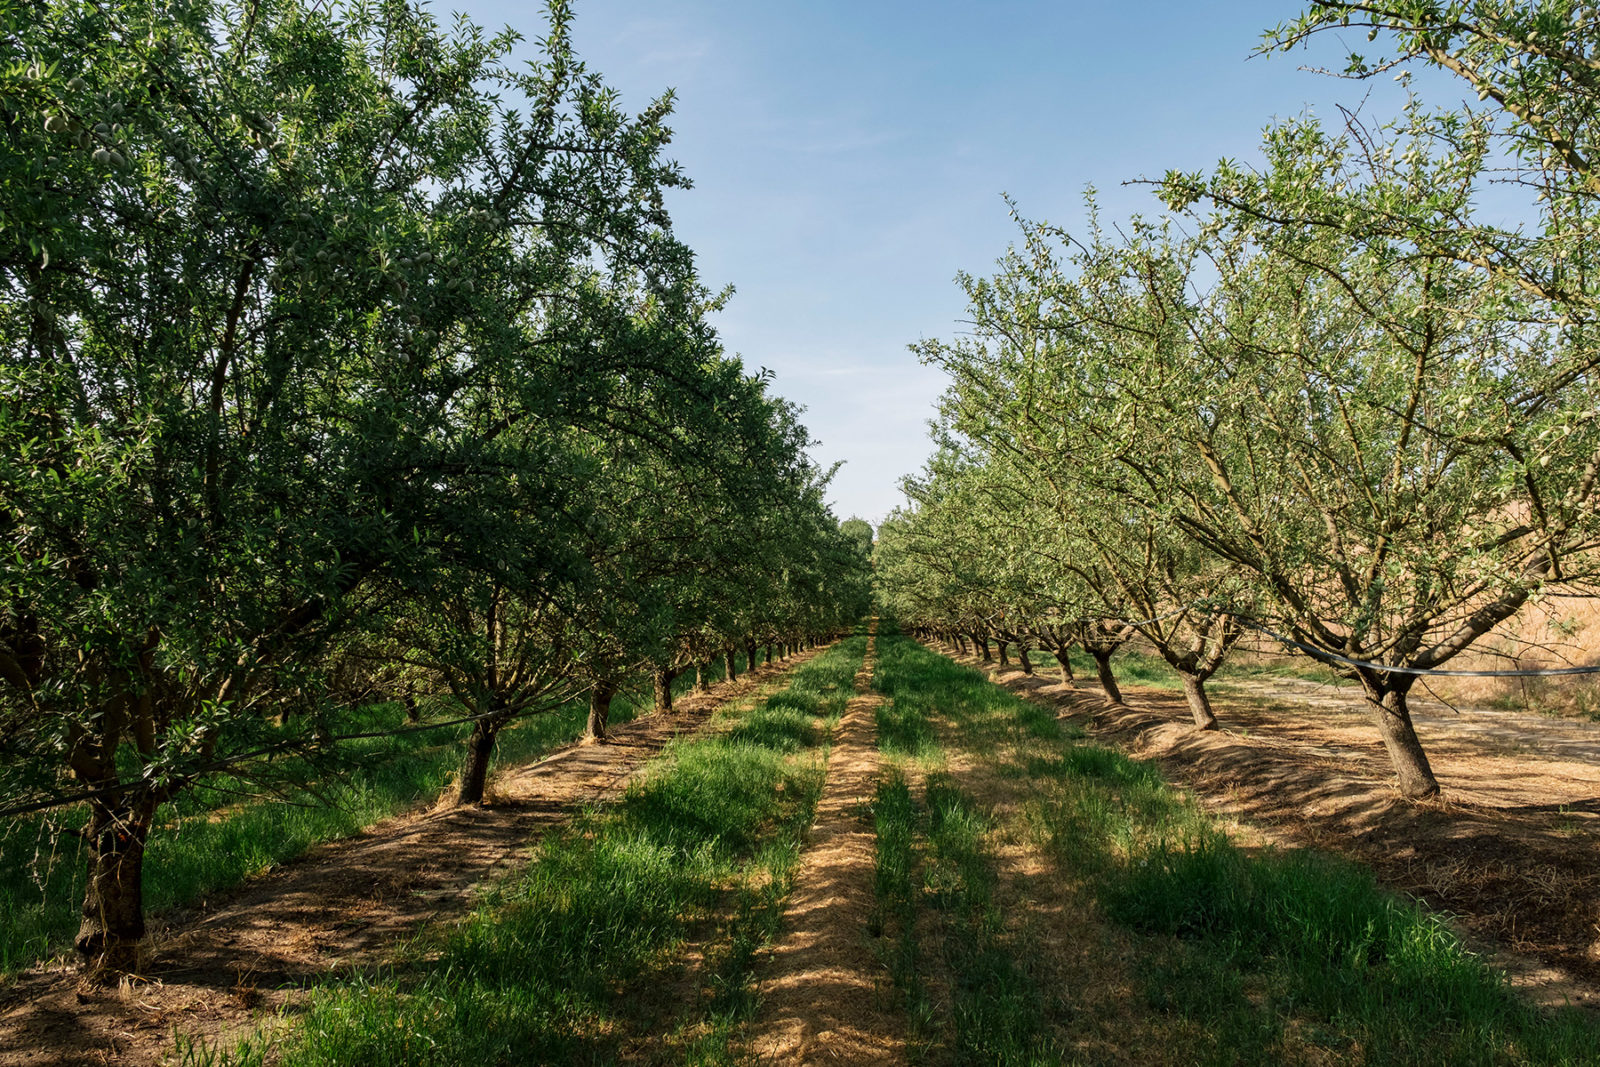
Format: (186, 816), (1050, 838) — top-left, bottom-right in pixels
(938, 644), (1600, 1014)
(0, 652), (819, 1067)
(746, 624), (904, 1066)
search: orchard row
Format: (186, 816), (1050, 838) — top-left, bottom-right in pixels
(0, 0), (871, 979)
(878, 1), (1600, 801)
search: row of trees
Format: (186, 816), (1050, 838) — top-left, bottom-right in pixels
(0, 0), (870, 978)
(878, 0), (1600, 801)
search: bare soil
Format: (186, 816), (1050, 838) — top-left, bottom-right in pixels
(0, 654), (818, 1067)
(946, 646), (1600, 1014)
(747, 623), (906, 1066)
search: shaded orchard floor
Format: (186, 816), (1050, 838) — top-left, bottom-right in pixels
(0, 650), (823, 1067)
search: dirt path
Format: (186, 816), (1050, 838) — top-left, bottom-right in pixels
(747, 622), (905, 1066)
(943, 647), (1600, 1012)
(0, 654), (817, 1067)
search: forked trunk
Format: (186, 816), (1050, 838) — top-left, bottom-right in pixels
(1017, 645), (1034, 675)
(654, 667), (674, 713)
(458, 718), (501, 805)
(1178, 671), (1218, 731)
(1363, 682), (1440, 798)
(76, 794), (158, 978)
(587, 681), (617, 741)
(1091, 650), (1123, 705)
(724, 648), (738, 682)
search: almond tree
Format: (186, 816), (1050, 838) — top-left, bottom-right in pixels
(0, 0), (710, 976)
(1003, 153), (1598, 794)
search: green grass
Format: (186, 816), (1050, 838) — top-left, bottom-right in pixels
(882, 632), (1600, 1066)
(0, 656), (759, 978)
(871, 626), (1070, 1064)
(922, 774), (1067, 1065)
(194, 637), (867, 1067)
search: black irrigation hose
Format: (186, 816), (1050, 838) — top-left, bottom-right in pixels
(1228, 616), (1600, 679)
(1012, 603), (1600, 679)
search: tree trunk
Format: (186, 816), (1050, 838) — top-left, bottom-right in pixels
(745, 640), (758, 673)
(403, 694), (420, 722)
(587, 682), (617, 741)
(976, 635), (992, 663)
(1364, 682), (1440, 798)
(76, 795), (157, 978)
(696, 662), (711, 692)
(1178, 671), (1218, 731)
(996, 641), (1010, 667)
(1052, 645), (1076, 687)
(1018, 644), (1034, 675)
(724, 648), (738, 682)
(654, 667), (674, 713)
(764, 644), (773, 665)
(1091, 650), (1123, 705)
(457, 718), (500, 805)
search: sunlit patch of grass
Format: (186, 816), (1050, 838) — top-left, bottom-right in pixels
(218, 638), (867, 1066)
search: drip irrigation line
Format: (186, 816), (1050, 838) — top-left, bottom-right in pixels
(1025, 602), (1600, 679)
(1230, 616), (1600, 678)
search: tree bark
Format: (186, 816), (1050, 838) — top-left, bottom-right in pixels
(996, 641), (1010, 667)
(586, 681), (617, 742)
(654, 667), (674, 713)
(1017, 644), (1034, 675)
(1363, 682), (1440, 798)
(764, 644), (773, 665)
(745, 639), (758, 673)
(457, 718), (501, 805)
(76, 794), (158, 978)
(975, 635), (992, 663)
(1052, 645), (1076, 687)
(696, 662), (711, 692)
(1178, 671), (1218, 731)
(1091, 650), (1123, 705)
(724, 648), (738, 682)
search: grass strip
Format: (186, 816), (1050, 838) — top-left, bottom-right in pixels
(923, 774), (1067, 1065)
(192, 637), (866, 1067)
(871, 623), (1067, 1064)
(870, 772), (926, 1035)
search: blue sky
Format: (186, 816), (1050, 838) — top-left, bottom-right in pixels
(456, 1), (1459, 526)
